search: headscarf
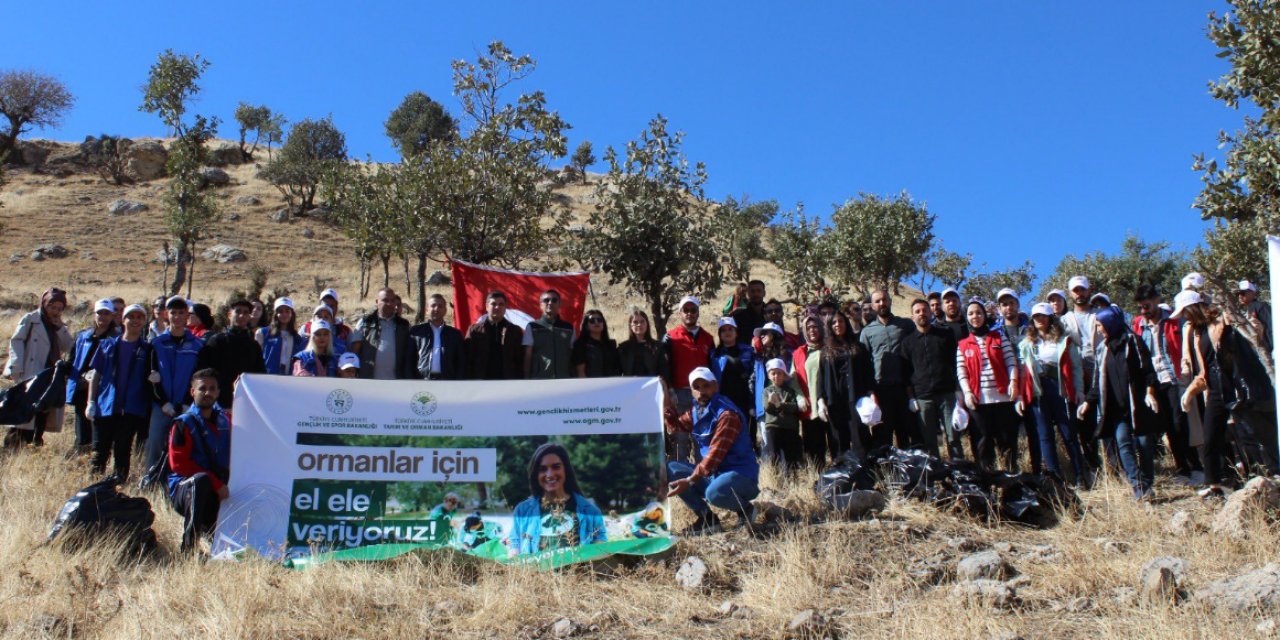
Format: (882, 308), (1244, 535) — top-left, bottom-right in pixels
(1095, 304), (1128, 347)
(965, 299), (989, 337)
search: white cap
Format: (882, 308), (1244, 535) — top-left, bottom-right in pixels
(273, 297), (295, 310)
(765, 358), (788, 373)
(1067, 276), (1090, 291)
(1046, 289), (1067, 303)
(941, 287), (960, 300)
(678, 295), (700, 310)
(338, 352), (360, 370)
(754, 322), (784, 337)
(122, 303), (147, 319)
(320, 288), (340, 303)
(996, 288), (1018, 302)
(1171, 290), (1203, 318)
(1030, 302), (1054, 317)
(688, 366), (716, 387)
(1238, 280), (1258, 293)
(717, 317), (737, 330)
(93, 299), (114, 314)
(1090, 293), (1111, 306)
(310, 319), (333, 334)
(314, 304), (334, 317)
(1182, 272), (1205, 290)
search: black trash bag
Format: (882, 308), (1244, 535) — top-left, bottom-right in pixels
(0, 361), (69, 425)
(995, 471), (1081, 528)
(928, 458), (998, 519)
(873, 447), (947, 498)
(48, 476), (158, 556)
(815, 449), (880, 511)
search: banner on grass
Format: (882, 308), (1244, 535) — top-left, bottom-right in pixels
(449, 259), (591, 331)
(211, 375), (671, 568)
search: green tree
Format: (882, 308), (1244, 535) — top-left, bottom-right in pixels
(825, 192), (936, 298)
(576, 114), (724, 329)
(718, 195), (777, 283)
(261, 115), (348, 210)
(140, 50), (220, 297)
(321, 161), (403, 298)
(964, 260), (1036, 302)
(570, 140), (595, 183)
(80, 134), (129, 185)
(384, 91), (456, 158)
(0, 69), (73, 160)
(233, 102), (281, 159)
(914, 245), (972, 295)
(1039, 235), (1190, 306)
(769, 204), (831, 303)
(1192, 1), (1280, 300)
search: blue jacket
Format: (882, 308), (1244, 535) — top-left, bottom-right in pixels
(709, 342), (756, 418)
(151, 330), (204, 406)
(293, 350), (339, 377)
(166, 405), (231, 495)
(257, 327), (307, 375)
(66, 327), (117, 403)
(510, 492), (606, 555)
(692, 394), (758, 480)
(90, 336), (153, 418)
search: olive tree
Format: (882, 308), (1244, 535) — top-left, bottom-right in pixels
(385, 91), (456, 158)
(0, 69), (73, 160)
(825, 191), (935, 298)
(261, 115), (347, 210)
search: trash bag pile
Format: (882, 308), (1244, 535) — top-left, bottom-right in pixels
(0, 361), (68, 425)
(815, 447), (1080, 528)
(48, 476), (159, 556)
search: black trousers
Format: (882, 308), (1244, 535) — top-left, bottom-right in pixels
(1200, 398), (1230, 486)
(1155, 382), (1201, 475)
(801, 417), (831, 466)
(170, 472), (222, 551)
(92, 414), (143, 481)
(973, 402), (1019, 471)
(766, 426), (805, 471)
(1228, 407), (1278, 477)
(1019, 409), (1042, 474)
(875, 383), (920, 449)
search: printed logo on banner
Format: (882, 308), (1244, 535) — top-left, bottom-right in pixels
(410, 391), (438, 417)
(326, 389), (354, 415)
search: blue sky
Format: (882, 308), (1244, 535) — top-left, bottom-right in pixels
(11, 1), (1239, 285)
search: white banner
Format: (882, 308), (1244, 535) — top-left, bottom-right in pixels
(1268, 235), (1280, 448)
(211, 375), (667, 564)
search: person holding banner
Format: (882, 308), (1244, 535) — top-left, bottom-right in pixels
(510, 443), (607, 554)
(292, 321), (340, 377)
(405, 294), (466, 380)
(167, 369), (231, 552)
(572, 310), (621, 378)
(464, 292), (525, 380)
(664, 367), (760, 534)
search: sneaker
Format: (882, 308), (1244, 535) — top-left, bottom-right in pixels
(1197, 486), (1225, 502)
(731, 505), (756, 531)
(680, 511), (722, 536)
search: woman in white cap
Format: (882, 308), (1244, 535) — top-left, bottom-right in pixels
(303, 304), (348, 354)
(85, 304), (154, 481)
(292, 320), (339, 377)
(1018, 303), (1087, 485)
(255, 297), (306, 375)
(710, 317), (757, 450)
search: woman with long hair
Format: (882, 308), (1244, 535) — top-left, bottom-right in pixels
(292, 321), (338, 377)
(818, 311), (876, 458)
(956, 299), (1021, 471)
(3, 287), (72, 447)
(618, 308), (668, 381)
(509, 443), (606, 554)
(1018, 303), (1087, 484)
(572, 309), (621, 378)
(256, 297), (306, 375)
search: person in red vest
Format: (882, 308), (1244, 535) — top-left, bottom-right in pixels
(1131, 284), (1201, 484)
(955, 298), (1021, 471)
(662, 295), (715, 461)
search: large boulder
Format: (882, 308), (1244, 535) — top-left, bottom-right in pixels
(199, 167), (231, 187)
(201, 244), (246, 263)
(125, 141), (167, 181)
(1213, 476), (1280, 539)
(207, 143), (243, 167)
(31, 244), (69, 259)
(1194, 564), (1280, 612)
(107, 200), (149, 216)
(10, 141), (51, 167)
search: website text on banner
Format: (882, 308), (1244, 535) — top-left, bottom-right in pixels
(211, 375), (671, 568)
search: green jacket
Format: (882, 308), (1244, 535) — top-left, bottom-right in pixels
(761, 380), (802, 431)
(526, 316), (574, 379)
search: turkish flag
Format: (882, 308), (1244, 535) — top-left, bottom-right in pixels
(450, 260), (591, 331)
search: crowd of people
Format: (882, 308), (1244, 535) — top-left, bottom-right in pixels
(2, 271), (1276, 544)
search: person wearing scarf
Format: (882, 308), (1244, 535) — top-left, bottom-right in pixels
(3, 288), (73, 446)
(955, 299), (1021, 471)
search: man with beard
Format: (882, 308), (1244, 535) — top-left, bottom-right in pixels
(859, 290), (921, 448)
(1059, 276), (1106, 480)
(936, 287), (969, 342)
(195, 299), (265, 410)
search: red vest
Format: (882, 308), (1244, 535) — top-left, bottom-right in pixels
(1131, 315), (1183, 379)
(666, 325), (714, 389)
(958, 332), (1010, 400)
(1018, 338), (1080, 405)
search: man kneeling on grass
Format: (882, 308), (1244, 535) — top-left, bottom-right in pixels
(167, 368), (231, 552)
(664, 367), (759, 535)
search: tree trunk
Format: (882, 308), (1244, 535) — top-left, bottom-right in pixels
(416, 253), (428, 323)
(186, 239), (197, 300)
(168, 241), (188, 297)
(381, 255), (391, 289)
(403, 255), (412, 298)
(651, 297), (668, 336)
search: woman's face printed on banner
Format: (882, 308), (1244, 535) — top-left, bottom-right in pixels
(538, 453), (566, 498)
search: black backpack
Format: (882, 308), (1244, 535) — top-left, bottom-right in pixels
(49, 476), (158, 557)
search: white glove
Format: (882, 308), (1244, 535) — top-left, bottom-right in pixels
(908, 398), (919, 413)
(1076, 402), (1090, 421)
(1180, 389), (1194, 413)
(798, 396), (810, 413)
(85, 402), (98, 421)
(817, 398), (830, 423)
(148, 371), (162, 385)
(1015, 399), (1025, 416)
(964, 392), (977, 411)
(1008, 380), (1019, 398)
(1144, 393), (1159, 414)
(161, 402), (176, 417)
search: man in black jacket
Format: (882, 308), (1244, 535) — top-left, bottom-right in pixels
(195, 299), (265, 409)
(404, 294), (466, 380)
(349, 288), (412, 380)
(902, 299), (961, 459)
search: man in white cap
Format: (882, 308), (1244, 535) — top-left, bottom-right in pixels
(1181, 272), (1205, 291)
(663, 366), (759, 534)
(662, 295), (715, 460)
(992, 288), (1042, 471)
(66, 299), (121, 455)
(1237, 280), (1272, 352)
(1059, 275), (1104, 476)
(936, 287), (969, 342)
(85, 303), (154, 481)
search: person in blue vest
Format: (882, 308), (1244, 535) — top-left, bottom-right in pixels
(664, 366), (760, 535)
(85, 304), (154, 481)
(145, 296), (205, 476)
(255, 297), (306, 375)
(167, 368), (231, 552)
(66, 299), (119, 455)
(292, 321), (340, 377)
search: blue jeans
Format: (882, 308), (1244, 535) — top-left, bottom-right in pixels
(1032, 376), (1085, 479)
(1112, 419), (1155, 497)
(667, 460), (759, 515)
